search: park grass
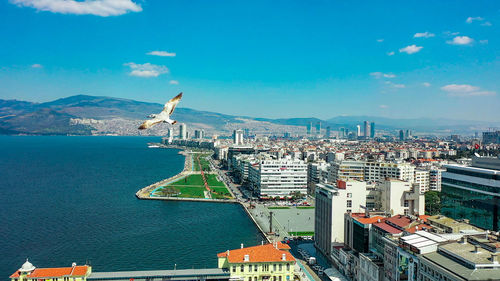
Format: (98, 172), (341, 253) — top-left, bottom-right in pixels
(296, 206), (315, 209)
(206, 174), (226, 186)
(288, 231), (314, 236)
(170, 175), (205, 186)
(268, 206), (291, 209)
(157, 185), (206, 198)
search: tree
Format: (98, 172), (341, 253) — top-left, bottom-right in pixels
(425, 191), (441, 215)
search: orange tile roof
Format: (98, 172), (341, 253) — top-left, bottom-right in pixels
(352, 214), (385, 224)
(10, 266), (89, 278)
(217, 242), (295, 263)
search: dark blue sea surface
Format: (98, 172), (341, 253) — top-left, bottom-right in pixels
(0, 136), (263, 279)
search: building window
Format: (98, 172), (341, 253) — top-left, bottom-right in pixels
(249, 265), (252, 272)
(254, 277), (257, 281)
(404, 200), (409, 207)
(279, 264), (283, 271)
(273, 264), (277, 271)
(279, 277), (282, 281)
(241, 265), (244, 272)
(404, 209), (409, 215)
(264, 264), (269, 271)
(255, 265), (258, 272)
(286, 264), (290, 271)
(233, 266), (236, 272)
(347, 200), (352, 208)
(347, 193), (352, 198)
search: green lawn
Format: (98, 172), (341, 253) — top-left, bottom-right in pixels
(193, 154), (212, 172)
(296, 206), (315, 209)
(171, 175), (205, 186)
(205, 174), (225, 186)
(157, 185), (206, 198)
(288, 231), (315, 236)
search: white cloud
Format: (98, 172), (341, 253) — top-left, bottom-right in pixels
(376, 39), (384, 43)
(124, 62), (169, 78)
(466, 16), (484, 23)
(31, 63), (43, 68)
(169, 80), (179, 85)
(387, 51), (395, 56)
(379, 105), (389, 109)
(385, 81), (405, 88)
(422, 82), (431, 87)
(399, 45), (423, 54)
(447, 36), (474, 45)
(370, 72), (396, 79)
(10, 0), (142, 16)
(480, 40), (488, 44)
(414, 32), (435, 38)
(444, 31), (460, 36)
(147, 51), (176, 57)
(441, 84), (496, 97)
(481, 22), (492, 26)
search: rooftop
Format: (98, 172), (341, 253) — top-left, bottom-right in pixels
(88, 269), (228, 281)
(11, 266), (89, 278)
(217, 242), (295, 263)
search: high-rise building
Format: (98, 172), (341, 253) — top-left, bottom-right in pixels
(316, 122), (321, 135)
(483, 131), (500, 144)
(248, 160), (307, 198)
(179, 123), (187, 140)
(326, 126), (331, 138)
(364, 121), (370, 138)
(399, 130), (405, 141)
(370, 122), (375, 138)
(233, 129), (244, 145)
(315, 181), (367, 255)
(340, 127), (345, 138)
(357, 125), (361, 137)
(194, 129), (205, 139)
(306, 122), (312, 135)
(441, 155), (500, 231)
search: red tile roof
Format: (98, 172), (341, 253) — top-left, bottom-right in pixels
(10, 266), (89, 278)
(350, 213), (385, 225)
(373, 221), (402, 234)
(218, 243), (295, 263)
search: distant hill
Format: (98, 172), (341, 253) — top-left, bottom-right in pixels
(1, 95), (498, 135)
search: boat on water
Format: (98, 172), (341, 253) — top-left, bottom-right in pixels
(148, 145), (161, 148)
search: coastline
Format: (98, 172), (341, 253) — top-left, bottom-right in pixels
(136, 145), (271, 243)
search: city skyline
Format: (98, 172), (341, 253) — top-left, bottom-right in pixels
(1, 0), (499, 121)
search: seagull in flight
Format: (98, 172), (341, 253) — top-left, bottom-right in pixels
(138, 92), (183, 130)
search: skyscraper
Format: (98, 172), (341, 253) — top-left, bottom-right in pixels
(370, 122), (375, 138)
(233, 129), (244, 145)
(306, 122), (312, 135)
(316, 122), (321, 135)
(179, 123), (187, 140)
(399, 129), (405, 141)
(363, 121), (370, 139)
(326, 126), (331, 138)
(194, 129), (204, 139)
(356, 125), (361, 137)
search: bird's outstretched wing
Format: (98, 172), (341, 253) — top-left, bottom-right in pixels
(163, 92), (183, 115)
(138, 119), (163, 130)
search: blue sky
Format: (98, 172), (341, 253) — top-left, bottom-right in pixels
(0, 0), (499, 121)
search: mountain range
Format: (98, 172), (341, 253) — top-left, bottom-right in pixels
(0, 95), (498, 136)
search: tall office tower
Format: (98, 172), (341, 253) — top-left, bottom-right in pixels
(405, 129), (411, 140)
(316, 122), (322, 135)
(326, 126), (331, 138)
(363, 121), (371, 139)
(194, 129), (204, 139)
(339, 127), (345, 138)
(345, 128), (349, 136)
(306, 122), (312, 135)
(370, 122), (375, 138)
(233, 129), (244, 145)
(483, 131), (500, 144)
(243, 128), (250, 138)
(356, 125), (361, 137)
(441, 155), (500, 231)
(399, 130), (405, 141)
(179, 123), (187, 140)
(167, 128), (174, 143)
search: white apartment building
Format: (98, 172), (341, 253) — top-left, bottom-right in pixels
(307, 162), (329, 195)
(429, 168), (444, 191)
(327, 160), (365, 182)
(248, 160), (307, 198)
(314, 181), (367, 255)
(233, 129), (244, 145)
(414, 169), (430, 193)
(378, 179), (425, 216)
